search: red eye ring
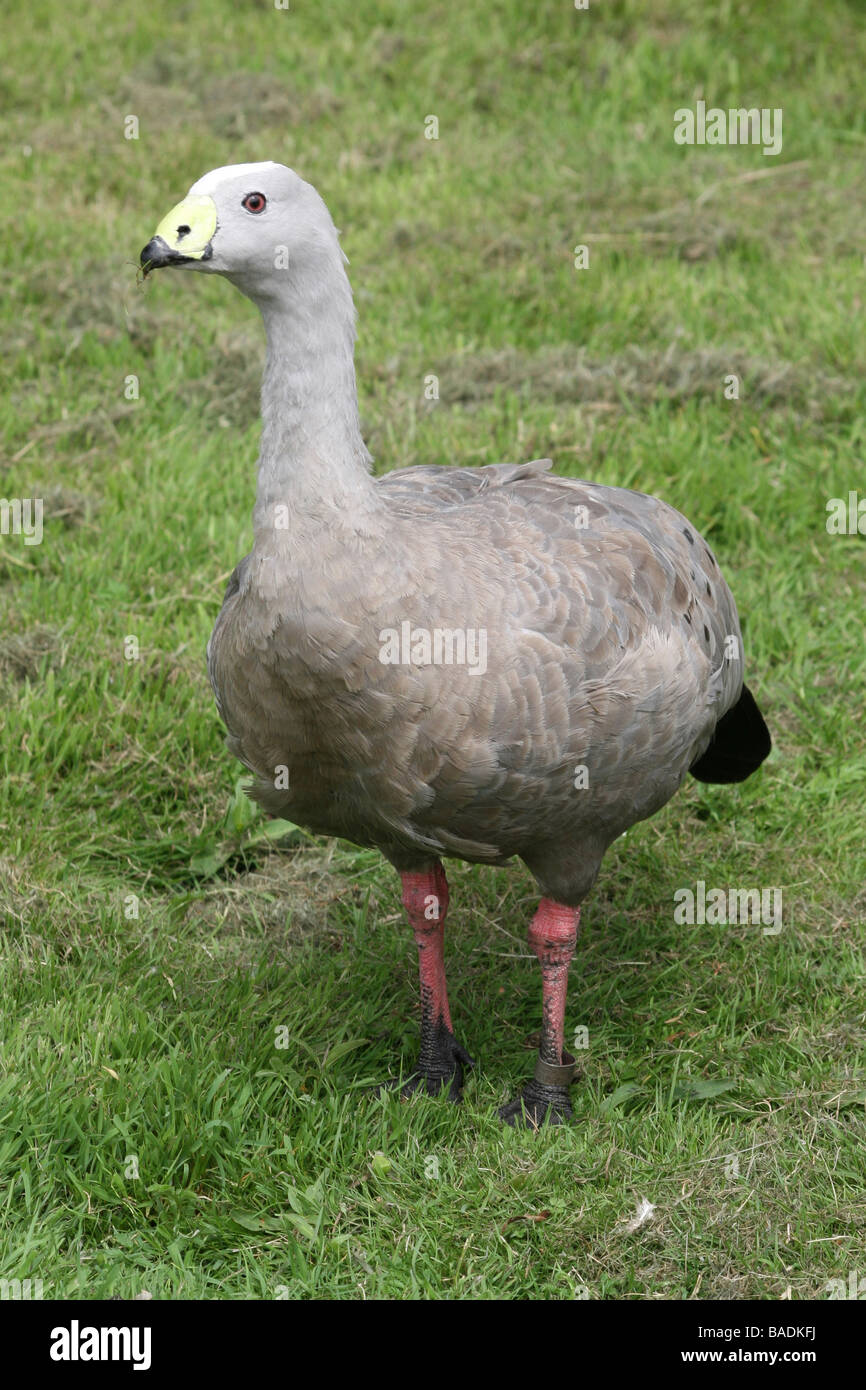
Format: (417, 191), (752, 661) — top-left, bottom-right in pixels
(242, 192), (267, 214)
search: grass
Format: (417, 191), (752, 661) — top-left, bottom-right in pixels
(1, 0), (865, 1299)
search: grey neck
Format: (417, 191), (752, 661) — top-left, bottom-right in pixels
(231, 253), (380, 539)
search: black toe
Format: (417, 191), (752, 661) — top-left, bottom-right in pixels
(378, 1022), (474, 1103)
(498, 1077), (573, 1128)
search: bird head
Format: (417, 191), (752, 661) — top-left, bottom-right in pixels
(139, 161), (342, 296)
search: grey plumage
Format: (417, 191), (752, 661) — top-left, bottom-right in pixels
(208, 459), (751, 905)
(142, 161), (770, 1123)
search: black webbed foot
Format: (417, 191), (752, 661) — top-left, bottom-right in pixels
(378, 1020), (475, 1103)
(498, 1077), (573, 1127)
(499, 1051), (577, 1127)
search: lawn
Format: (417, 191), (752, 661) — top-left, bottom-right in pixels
(1, 0), (864, 1299)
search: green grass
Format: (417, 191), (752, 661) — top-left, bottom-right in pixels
(1, 0), (865, 1299)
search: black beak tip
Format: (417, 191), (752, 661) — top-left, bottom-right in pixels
(139, 235), (212, 277)
(140, 236), (164, 274)
(140, 235), (187, 275)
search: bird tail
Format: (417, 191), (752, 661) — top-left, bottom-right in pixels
(689, 683), (772, 784)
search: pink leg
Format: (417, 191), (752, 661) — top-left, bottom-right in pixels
(529, 899), (580, 1067)
(400, 863), (452, 1033)
(500, 898), (580, 1127)
(389, 863), (473, 1100)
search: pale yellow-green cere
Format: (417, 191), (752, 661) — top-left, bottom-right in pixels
(153, 194), (217, 257)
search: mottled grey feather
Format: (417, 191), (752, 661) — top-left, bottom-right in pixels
(208, 459), (746, 904)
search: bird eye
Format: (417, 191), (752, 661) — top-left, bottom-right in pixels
(242, 192), (267, 214)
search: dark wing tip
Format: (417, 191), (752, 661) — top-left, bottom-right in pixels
(689, 683), (772, 785)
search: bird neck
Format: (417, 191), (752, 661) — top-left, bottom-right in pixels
(240, 251), (379, 537)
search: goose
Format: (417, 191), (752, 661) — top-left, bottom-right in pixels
(140, 162), (771, 1127)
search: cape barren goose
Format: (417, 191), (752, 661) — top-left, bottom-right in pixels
(141, 163), (771, 1127)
